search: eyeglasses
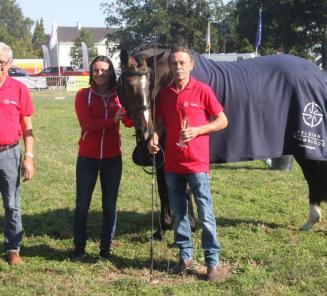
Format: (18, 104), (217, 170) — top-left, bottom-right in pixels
(0, 60), (10, 67)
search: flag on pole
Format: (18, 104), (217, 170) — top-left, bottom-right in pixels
(49, 19), (60, 68)
(255, 8), (262, 52)
(205, 21), (211, 53)
(81, 42), (89, 71)
(49, 20), (58, 49)
(41, 45), (50, 68)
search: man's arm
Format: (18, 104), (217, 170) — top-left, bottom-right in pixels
(180, 111), (228, 143)
(21, 116), (34, 182)
(148, 118), (165, 155)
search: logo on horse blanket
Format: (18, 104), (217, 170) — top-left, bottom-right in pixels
(292, 101), (325, 150)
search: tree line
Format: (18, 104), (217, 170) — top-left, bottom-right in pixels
(103, 0), (327, 67)
(1, 0), (327, 67)
(0, 0), (97, 66)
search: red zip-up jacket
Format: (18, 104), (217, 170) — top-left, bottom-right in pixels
(75, 86), (133, 159)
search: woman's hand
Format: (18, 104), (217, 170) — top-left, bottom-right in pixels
(114, 107), (126, 123)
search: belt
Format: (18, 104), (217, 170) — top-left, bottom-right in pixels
(0, 142), (19, 153)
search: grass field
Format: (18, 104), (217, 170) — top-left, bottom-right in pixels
(0, 91), (326, 295)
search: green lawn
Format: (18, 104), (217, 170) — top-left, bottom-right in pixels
(0, 91), (326, 295)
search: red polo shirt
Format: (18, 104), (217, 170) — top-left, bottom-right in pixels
(0, 76), (34, 145)
(156, 77), (223, 173)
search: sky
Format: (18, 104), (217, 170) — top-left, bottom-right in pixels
(16, 0), (230, 35)
(16, 0), (108, 34)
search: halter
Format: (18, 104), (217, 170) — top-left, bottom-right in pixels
(118, 68), (151, 118)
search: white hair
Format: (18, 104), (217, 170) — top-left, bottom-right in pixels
(0, 42), (13, 61)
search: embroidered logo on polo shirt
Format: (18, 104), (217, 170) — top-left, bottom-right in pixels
(182, 101), (199, 108)
(2, 99), (18, 106)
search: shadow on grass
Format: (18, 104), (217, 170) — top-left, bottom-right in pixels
(18, 242), (171, 272)
(13, 209), (158, 239)
(20, 242), (173, 273)
(218, 216), (282, 229)
(0, 208), (285, 241)
(211, 164), (269, 171)
(0, 209), (286, 266)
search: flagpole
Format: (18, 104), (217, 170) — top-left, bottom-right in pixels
(208, 21), (211, 59)
(206, 21), (211, 58)
(255, 7), (262, 57)
(57, 35), (61, 79)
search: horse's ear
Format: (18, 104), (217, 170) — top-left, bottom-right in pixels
(120, 49), (129, 67)
(146, 51), (165, 67)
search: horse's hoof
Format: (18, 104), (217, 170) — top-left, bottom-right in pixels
(299, 219), (320, 230)
(168, 242), (178, 249)
(153, 230), (164, 241)
(299, 222), (314, 231)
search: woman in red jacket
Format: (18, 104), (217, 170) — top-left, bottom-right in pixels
(71, 55), (133, 261)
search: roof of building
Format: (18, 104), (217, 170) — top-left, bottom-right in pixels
(57, 26), (118, 43)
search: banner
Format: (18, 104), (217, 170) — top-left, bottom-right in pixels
(13, 77), (47, 89)
(42, 45), (50, 69)
(49, 20), (59, 67)
(81, 42), (89, 71)
(66, 76), (89, 91)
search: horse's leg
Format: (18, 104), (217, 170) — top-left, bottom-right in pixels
(295, 157), (327, 230)
(153, 164), (172, 240)
(186, 185), (196, 232)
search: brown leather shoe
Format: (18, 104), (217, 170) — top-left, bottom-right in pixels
(6, 250), (22, 265)
(207, 265), (219, 282)
(169, 259), (193, 274)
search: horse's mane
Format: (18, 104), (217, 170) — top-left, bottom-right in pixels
(130, 43), (172, 56)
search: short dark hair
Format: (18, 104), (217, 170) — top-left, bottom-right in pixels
(89, 55), (117, 89)
(168, 47), (193, 64)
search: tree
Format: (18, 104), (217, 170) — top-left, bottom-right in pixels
(293, 0), (327, 68)
(70, 28), (98, 68)
(102, 0), (226, 52)
(32, 19), (47, 58)
(0, 0), (36, 58)
(235, 0), (304, 55)
(209, 1), (253, 53)
(234, 0), (327, 64)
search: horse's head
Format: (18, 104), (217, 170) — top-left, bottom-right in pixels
(118, 49), (153, 142)
(118, 48), (169, 143)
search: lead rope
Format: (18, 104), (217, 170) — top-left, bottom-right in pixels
(149, 38), (171, 278)
(150, 38), (158, 276)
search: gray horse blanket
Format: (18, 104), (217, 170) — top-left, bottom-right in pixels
(192, 53), (327, 163)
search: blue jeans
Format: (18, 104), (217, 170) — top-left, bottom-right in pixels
(73, 155), (122, 251)
(165, 172), (220, 267)
(0, 145), (23, 252)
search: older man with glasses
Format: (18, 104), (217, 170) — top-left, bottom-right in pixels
(0, 42), (34, 265)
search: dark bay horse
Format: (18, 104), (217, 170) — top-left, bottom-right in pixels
(118, 46), (327, 233)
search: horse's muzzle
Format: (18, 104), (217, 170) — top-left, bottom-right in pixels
(135, 127), (151, 142)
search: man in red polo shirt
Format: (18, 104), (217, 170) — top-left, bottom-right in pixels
(148, 47), (228, 281)
(0, 42), (34, 265)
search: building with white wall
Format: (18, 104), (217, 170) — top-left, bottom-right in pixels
(52, 23), (120, 69)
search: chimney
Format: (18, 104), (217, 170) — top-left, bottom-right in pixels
(77, 21), (82, 30)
